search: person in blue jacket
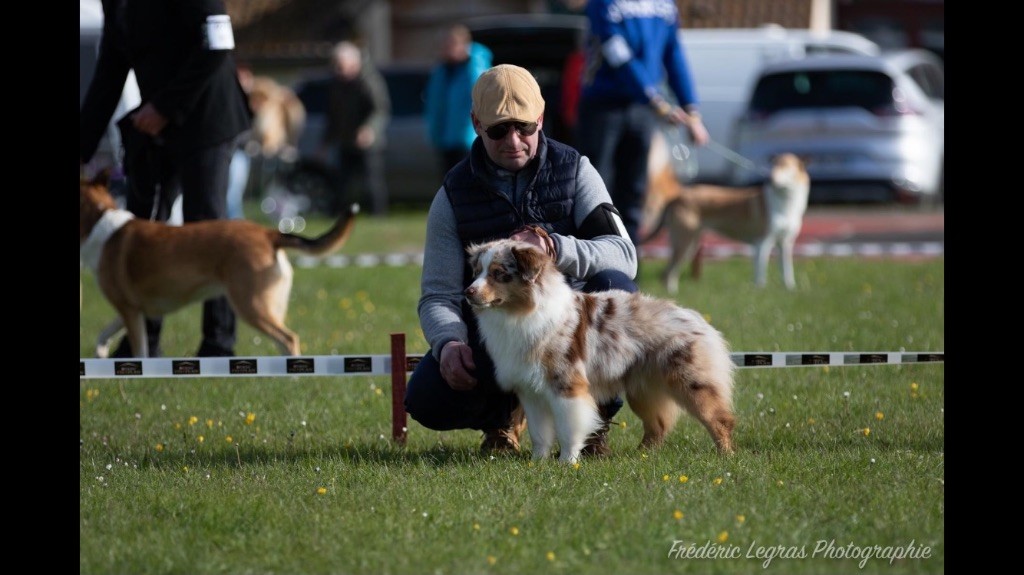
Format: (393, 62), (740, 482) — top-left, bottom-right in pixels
(424, 24), (493, 174)
(576, 0), (710, 247)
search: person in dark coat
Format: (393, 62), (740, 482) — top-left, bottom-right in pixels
(317, 40), (391, 216)
(79, 0), (253, 357)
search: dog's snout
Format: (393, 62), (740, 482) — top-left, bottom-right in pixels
(465, 285), (477, 297)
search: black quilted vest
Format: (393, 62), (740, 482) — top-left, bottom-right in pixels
(444, 132), (582, 335)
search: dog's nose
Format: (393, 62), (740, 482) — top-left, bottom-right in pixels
(465, 286), (477, 297)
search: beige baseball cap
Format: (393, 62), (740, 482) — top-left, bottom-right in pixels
(471, 64), (545, 128)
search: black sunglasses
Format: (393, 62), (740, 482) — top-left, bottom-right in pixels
(484, 121), (539, 140)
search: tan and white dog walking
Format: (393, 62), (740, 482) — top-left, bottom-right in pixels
(641, 132), (810, 293)
(80, 172), (358, 358)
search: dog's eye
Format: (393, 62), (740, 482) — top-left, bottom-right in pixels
(490, 265), (514, 283)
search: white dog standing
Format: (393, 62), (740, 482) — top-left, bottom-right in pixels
(641, 132), (810, 293)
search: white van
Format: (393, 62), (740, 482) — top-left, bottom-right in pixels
(671, 25), (880, 184)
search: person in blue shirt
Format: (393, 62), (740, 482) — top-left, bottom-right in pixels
(424, 24), (493, 174)
(576, 0), (710, 247)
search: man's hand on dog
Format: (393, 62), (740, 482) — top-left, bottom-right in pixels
(440, 341), (478, 390)
(509, 225), (556, 259)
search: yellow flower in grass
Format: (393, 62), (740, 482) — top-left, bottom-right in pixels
(673, 510), (684, 520)
(713, 477), (723, 485)
(225, 435), (234, 443)
(206, 419), (214, 428)
(546, 551), (556, 561)
(573, 462), (581, 470)
(486, 556), (497, 566)
(197, 435), (204, 444)
(875, 411), (884, 420)
(245, 412), (256, 425)
(509, 526), (519, 536)
(862, 427), (871, 437)
(316, 487), (327, 495)
(188, 416), (198, 426)
(910, 382), (919, 392)
(717, 531), (729, 543)
(662, 474), (670, 482)
(473, 523), (480, 531)
(155, 443), (164, 452)
(679, 475), (689, 483)
(736, 514), (746, 524)
(85, 388), (100, 401)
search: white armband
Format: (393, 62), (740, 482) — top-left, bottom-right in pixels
(203, 15), (235, 50)
(602, 35), (632, 68)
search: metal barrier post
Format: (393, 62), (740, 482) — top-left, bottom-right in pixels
(390, 333), (408, 445)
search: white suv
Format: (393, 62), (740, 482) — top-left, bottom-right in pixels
(728, 49), (944, 205)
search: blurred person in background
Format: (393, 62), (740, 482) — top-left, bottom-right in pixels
(424, 24), (493, 174)
(317, 40), (391, 215)
(576, 0), (709, 246)
(79, 0), (252, 357)
(227, 65), (306, 219)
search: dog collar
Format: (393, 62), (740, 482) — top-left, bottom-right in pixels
(80, 209), (135, 272)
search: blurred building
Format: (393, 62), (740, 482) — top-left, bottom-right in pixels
(224, 0), (942, 79)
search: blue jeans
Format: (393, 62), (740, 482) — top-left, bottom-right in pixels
(576, 99), (659, 246)
(404, 270), (637, 432)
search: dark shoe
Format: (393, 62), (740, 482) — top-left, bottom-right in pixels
(196, 342), (236, 357)
(480, 404), (526, 454)
(581, 404), (616, 457)
(581, 420), (612, 457)
(109, 336), (161, 358)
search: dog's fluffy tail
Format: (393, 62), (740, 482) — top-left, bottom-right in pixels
(275, 203), (360, 256)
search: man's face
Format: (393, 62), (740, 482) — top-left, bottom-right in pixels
(472, 114), (543, 172)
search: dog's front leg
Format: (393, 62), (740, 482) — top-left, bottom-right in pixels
(752, 239), (773, 287)
(123, 311), (149, 358)
(518, 394), (554, 460)
(552, 394), (602, 464)
(779, 234), (798, 290)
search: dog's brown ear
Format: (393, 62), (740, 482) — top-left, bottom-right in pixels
(511, 245), (546, 285)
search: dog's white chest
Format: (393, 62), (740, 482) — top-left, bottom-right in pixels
(80, 209), (135, 272)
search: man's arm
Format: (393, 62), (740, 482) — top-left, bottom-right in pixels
(549, 156), (638, 280)
(417, 190), (471, 359)
(80, 5), (132, 163)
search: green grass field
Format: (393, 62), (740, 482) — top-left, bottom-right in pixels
(80, 208), (944, 574)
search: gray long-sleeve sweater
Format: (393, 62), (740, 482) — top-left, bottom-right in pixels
(416, 153), (638, 359)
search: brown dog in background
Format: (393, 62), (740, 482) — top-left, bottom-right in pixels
(80, 172), (358, 357)
(640, 132), (810, 294)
